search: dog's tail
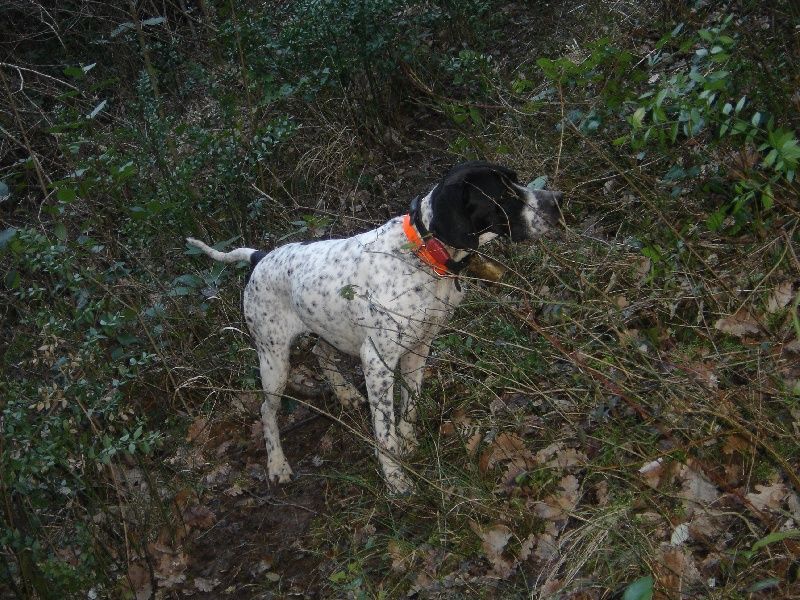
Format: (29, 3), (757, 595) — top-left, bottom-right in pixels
(186, 237), (259, 264)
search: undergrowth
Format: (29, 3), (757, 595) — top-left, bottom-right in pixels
(1, 0), (798, 598)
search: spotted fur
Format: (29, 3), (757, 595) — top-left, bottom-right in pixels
(186, 162), (561, 494)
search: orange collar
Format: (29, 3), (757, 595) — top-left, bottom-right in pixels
(401, 214), (450, 276)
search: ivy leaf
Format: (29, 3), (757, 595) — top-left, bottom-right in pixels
(622, 575), (653, 600)
(87, 99), (107, 119)
(527, 175), (548, 190)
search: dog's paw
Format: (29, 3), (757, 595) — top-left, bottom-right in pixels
(397, 425), (418, 456)
(386, 472), (414, 496)
(267, 460), (294, 484)
(335, 385), (366, 409)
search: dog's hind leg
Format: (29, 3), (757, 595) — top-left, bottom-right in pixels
(247, 305), (305, 484)
(313, 339), (366, 408)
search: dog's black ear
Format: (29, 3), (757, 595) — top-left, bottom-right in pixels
(428, 181), (480, 249)
(429, 163), (519, 249)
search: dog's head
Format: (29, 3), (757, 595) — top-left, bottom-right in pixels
(428, 161), (562, 250)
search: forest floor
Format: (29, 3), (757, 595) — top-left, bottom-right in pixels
(2, 0), (800, 598)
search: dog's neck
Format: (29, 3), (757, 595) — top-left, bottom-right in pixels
(416, 191), (497, 261)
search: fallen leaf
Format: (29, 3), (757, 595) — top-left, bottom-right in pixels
(533, 532), (559, 562)
(127, 562), (152, 600)
(535, 442), (587, 468)
(148, 543), (188, 589)
(714, 310), (761, 338)
(203, 462), (232, 487)
(387, 540), (410, 573)
(531, 475), (580, 521)
(638, 458), (664, 489)
(182, 504), (216, 529)
(224, 484), (244, 497)
(722, 434), (751, 455)
(670, 523), (690, 546)
(518, 533), (537, 562)
(746, 483), (788, 513)
(787, 492), (800, 524)
(655, 544), (702, 597)
(187, 416), (209, 444)
(194, 577), (219, 592)
(766, 281), (794, 313)
(470, 521), (514, 577)
(594, 480), (610, 506)
(250, 419), (264, 444)
(479, 432), (535, 474)
(678, 463), (720, 516)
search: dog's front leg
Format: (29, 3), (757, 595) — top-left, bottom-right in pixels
(361, 341), (412, 495)
(398, 341), (432, 455)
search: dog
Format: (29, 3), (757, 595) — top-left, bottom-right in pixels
(187, 161), (561, 494)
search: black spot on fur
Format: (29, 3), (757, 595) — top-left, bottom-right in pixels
(245, 251), (268, 285)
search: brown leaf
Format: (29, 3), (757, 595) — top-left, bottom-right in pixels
(148, 543), (188, 589)
(594, 480), (610, 507)
(387, 540), (410, 573)
(531, 475), (580, 521)
(746, 483), (787, 512)
(533, 532), (559, 562)
(469, 521), (514, 578)
(127, 562), (152, 600)
(638, 458), (664, 489)
(202, 462), (232, 487)
(766, 281), (794, 313)
(182, 504), (216, 529)
(655, 544), (702, 598)
(173, 488), (195, 511)
(194, 577), (219, 592)
(714, 310), (761, 338)
(518, 533), (537, 562)
(479, 432), (535, 474)
(678, 463), (720, 516)
(722, 434), (751, 455)
(187, 416), (209, 444)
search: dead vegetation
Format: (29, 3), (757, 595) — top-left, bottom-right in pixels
(1, 0), (799, 598)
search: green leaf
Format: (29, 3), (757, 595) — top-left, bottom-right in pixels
(329, 571), (348, 583)
(63, 65), (85, 79)
(87, 99), (107, 119)
(172, 274), (203, 288)
(0, 227), (17, 249)
(631, 106), (646, 128)
(54, 223), (67, 241)
(746, 578), (780, 593)
(751, 529), (800, 552)
(4, 270), (20, 289)
(527, 175), (548, 190)
(761, 186), (774, 210)
(116, 334), (140, 346)
(623, 575), (653, 600)
(141, 16), (166, 26)
(706, 210), (725, 231)
(56, 187), (76, 202)
(0, 180), (9, 200)
(735, 95), (747, 113)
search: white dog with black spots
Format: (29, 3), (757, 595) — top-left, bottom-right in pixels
(187, 161), (561, 494)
